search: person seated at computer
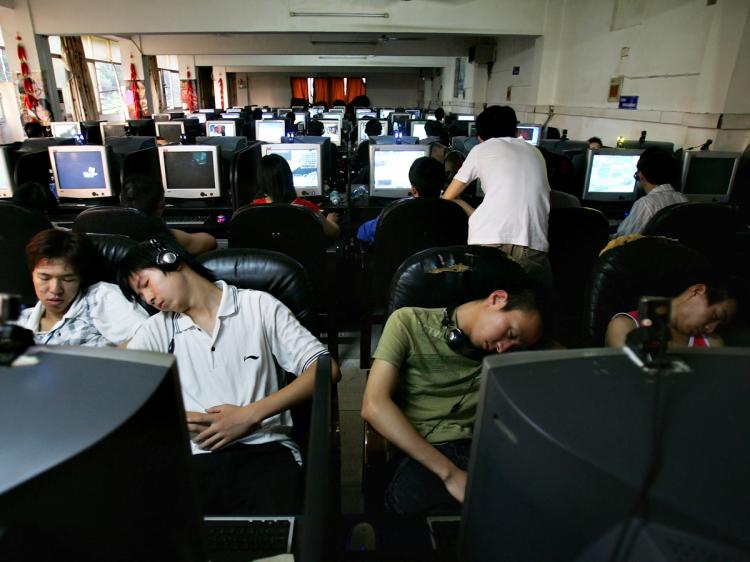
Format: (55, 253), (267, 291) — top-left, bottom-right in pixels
(434, 107), (445, 124)
(120, 237), (341, 514)
(252, 154), (340, 237)
(605, 277), (741, 348)
(353, 118), (383, 173)
(11, 181), (59, 217)
(120, 175), (218, 255)
(614, 148), (687, 237)
(361, 285), (545, 514)
(421, 119), (449, 146)
(306, 118), (324, 137)
(24, 121), (46, 138)
(588, 136), (603, 150)
(17, 228), (148, 347)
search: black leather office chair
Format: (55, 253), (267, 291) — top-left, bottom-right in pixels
(547, 206), (609, 347)
(73, 206), (173, 242)
(583, 236), (712, 346)
(360, 198), (469, 367)
(0, 203), (53, 305)
(86, 233), (139, 284)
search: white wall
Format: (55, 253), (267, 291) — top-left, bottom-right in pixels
(246, 73), (291, 107)
(365, 72), (420, 108)
(486, 36), (537, 106)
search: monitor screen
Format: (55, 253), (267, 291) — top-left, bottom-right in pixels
(379, 108), (394, 119)
(155, 122), (185, 144)
(226, 108), (242, 114)
(293, 112), (307, 125)
(516, 124), (541, 145)
(152, 114), (171, 122)
(198, 108), (215, 113)
(100, 122), (129, 141)
(159, 145), (220, 199)
(205, 120), (237, 137)
(319, 119), (342, 146)
(426, 113), (437, 121)
(262, 143), (323, 197)
(680, 151), (740, 203)
(309, 106), (324, 118)
(49, 146), (112, 199)
(256, 120), (286, 144)
(276, 108), (292, 117)
(187, 113), (207, 124)
(468, 122), (477, 137)
(355, 107), (373, 119)
(369, 144), (430, 198)
(357, 120), (387, 143)
(220, 113), (242, 120)
(405, 109), (421, 119)
(411, 120), (428, 140)
(583, 149), (643, 202)
(0, 146), (13, 199)
(328, 108), (344, 114)
(457, 114), (475, 122)
(389, 113), (411, 135)
(261, 112), (275, 120)
(50, 121), (81, 139)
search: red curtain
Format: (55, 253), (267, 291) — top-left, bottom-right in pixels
(329, 78), (346, 104)
(313, 77), (330, 106)
(290, 77), (309, 103)
(346, 78), (366, 103)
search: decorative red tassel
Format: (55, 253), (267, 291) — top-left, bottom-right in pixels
(218, 78), (224, 110)
(17, 45), (26, 61)
(129, 62), (141, 118)
(20, 62), (29, 76)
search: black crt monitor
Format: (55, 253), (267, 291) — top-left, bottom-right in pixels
(155, 121), (185, 144)
(256, 119), (287, 144)
(206, 120), (238, 137)
(168, 111), (185, 119)
(319, 118), (342, 146)
(467, 122), (477, 137)
(357, 119), (387, 143)
(48, 145), (113, 199)
(0, 346), (206, 562)
(49, 121), (81, 139)
(461, 348), (750, 562)
(582, 148), (643, 202)
(680, 151), (741, 203)
(127, 119), (157, 137)
(621, 140), (675, 153)
(539, 138), (590, 155)
(152, 113), (171, 122)
(369, 143), (430, 198)
(388, 112), (411, 135)
(0, 145), (14, 198)
(99, 121), (129, 141)
(261, 143), (323, 197)
(405, 109), (422, 119)
(159, 144), (221, 199)
(517, 123), (542, 145)
(410, 120), (428, 140)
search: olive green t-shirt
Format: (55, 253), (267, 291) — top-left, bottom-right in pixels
(373, 307), (482, 444)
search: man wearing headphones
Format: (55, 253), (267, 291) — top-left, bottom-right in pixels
(119, 237), (341, 515)
(361, 287), (544, 514)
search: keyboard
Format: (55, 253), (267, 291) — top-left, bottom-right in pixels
(166, 215), (211, 226)
(204, 516), (294, 562)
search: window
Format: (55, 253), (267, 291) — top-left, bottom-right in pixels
(157, 55), (181, 110)
(0, 30), (13, 83)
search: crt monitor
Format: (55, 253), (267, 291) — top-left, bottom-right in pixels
(369, 144), (430, 198)
(309, 106), (324, 118)
(517, 123), (542, 145)
(410, 120), (428, 140)
(50, 121), (81, 139)
(456, 114), (475, 122)
(460, 348), (750, 562)
(0, 346), (206, 562)
(355, 107), (373, 119)
(357, 119), (387, 143)
(256, 119), (286, 144)
(293, 111), (308, 127)
(680, 151), (740, 203)
(261, 143), (323, 197)
(319, 118), (342, 146)
(226, 107), (243, 114)
(48, 145), (113, 199)
(220, 113), (242, 120)
(206, 120), (237, 137)
(159, 144), (221, 199)
(261, 111), (275, 120)
(152, 113), (171, 122)
(198, 108), (215, 114)
(100, 121), (129, 141)
(405, 109), (422, 119)
(426, 112), (437, 120)
(379, 108), (394, 120)
(468, 122), (477, 137)
(155, 121), (185, 144)
(327, 108), (344, 115)
(582, 148), (643, 202)
(388, 112), (411, 135)
(187, 112), (207, 124)
(0, 145), (14, 199)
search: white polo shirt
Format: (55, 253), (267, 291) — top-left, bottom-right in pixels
(454, 136), (550, 251)
(128, 281), (327, 457)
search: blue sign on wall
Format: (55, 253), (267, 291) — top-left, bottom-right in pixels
(619, 96), (639, 110)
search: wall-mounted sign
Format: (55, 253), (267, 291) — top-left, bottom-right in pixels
(608, 75), (624, 102)
(512, 66), (520, 75)
(618, 95), (639, 110)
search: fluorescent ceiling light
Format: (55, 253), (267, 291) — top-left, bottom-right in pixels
(290, 11), (389, 18)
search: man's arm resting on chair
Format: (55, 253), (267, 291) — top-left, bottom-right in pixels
(170, 228), (218, 256)
(361, 358), (467, 503)
(442, 178), (468, 201)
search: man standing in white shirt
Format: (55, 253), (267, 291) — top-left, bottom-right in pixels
(614, 148), (687, 237)
(120, 238), (341, 515)
(442, 106), (551, 285)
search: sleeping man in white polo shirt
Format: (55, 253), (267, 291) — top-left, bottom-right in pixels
(119, 238), (341, 515)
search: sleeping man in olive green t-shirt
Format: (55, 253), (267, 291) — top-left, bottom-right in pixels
(361, 288), (544, 514)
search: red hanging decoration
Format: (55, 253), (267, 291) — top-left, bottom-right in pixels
(218, 77), (224, 110)
(129, 57), (142, 119)
(16, 34), (39, 121)
(185, 67), (196, 113)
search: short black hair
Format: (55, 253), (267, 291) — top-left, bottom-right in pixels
(117, 235), (215, 303)
(588, 136), (603, 146)
(476, 105), (518, 140)
(120, 174), (164, 216)
(408, 156), (444, 198)
(434, 108), (445, 121)
(258, 154), (297, 204)
(24, 121), (45, 138)
(637, 148), (679, 186)
(307, 119), (324, 136)
(12, 182), (58, 214)
(364, 118), (382, 136)
(25, 228), (95, 289)
(252, 108), (263, 120)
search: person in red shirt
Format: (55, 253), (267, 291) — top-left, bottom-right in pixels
(252, 154), (339, 238)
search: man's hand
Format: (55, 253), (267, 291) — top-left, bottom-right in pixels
(186, 404), (261, 451)
(327, 211), (340, 223)
(443, 466), (468, 504)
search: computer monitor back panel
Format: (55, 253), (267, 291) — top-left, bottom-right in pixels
(49, 145), (113, 199)
(159, 145), (221, 199)
(205, 120), (238, 137)
(369, 144), (429, 198)
(582, 148), (643, 202)
(155, 121), (185, 144)
(0, 147), (14, 198)
(50, 121), (81, 139)
(256, 120), (286, 144)
(261, 143), (323, 197)
(152, 113), (171, 122)
(100, 122), (129, 141)
(680, 151), (740, 203)
(517, 124), (542, 145)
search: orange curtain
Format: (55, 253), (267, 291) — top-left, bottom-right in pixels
(290, 77), (309, 102)
(329, 78), (346, 104)
(346, 78), (366, 103)
(313, 77), (330, 106)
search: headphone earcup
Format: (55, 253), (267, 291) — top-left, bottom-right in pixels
(157, 250), (179, 271)
(446, 328), (470, 354)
